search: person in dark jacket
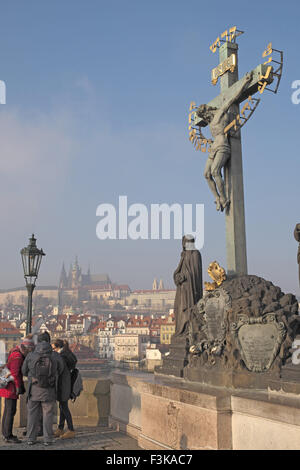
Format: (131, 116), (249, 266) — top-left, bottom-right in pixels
(22, 337), (64, 446)
(0, 338), (34, 443)
(52, 339), (77, 439)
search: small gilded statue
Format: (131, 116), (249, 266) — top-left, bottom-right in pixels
(204, 261), (226, 291)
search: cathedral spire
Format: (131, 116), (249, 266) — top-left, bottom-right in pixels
(59, 262), (67, 289)
(74, 255), (79, 270)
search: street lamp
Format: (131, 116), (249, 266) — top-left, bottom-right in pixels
(20, 234), (45, 335)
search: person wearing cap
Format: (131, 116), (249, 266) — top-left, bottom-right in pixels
(0, 338), (34, 443)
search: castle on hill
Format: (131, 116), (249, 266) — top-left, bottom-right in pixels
(58, 257), (130, 305)
(59, 256), (112, 290)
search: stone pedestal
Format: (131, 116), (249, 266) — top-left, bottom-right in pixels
(139, 380), (232, 450)
(184, 275), (300, 390)
(155, 336), (189, 378)
(109, 370), (154, 439)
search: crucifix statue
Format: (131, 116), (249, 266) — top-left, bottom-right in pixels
(189, 29), (283, 277)
(197, 70), (252, 212)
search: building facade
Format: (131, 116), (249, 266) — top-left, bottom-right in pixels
(124, 289), (175, 310)
(114, 333), (149, 361)
(0, 322), (23, 357)
(160, 314), (175, 344)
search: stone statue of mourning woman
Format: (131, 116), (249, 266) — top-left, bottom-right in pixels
(173, 235), (203, 337)
(294, 224), (300, 287)
(156, 235), (203, 377)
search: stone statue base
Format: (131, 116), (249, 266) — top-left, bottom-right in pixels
(156, 275), (300, 391)
(183, 363), (300, 392)
(155, 335), (189, 378)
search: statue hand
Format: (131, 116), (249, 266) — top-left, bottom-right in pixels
(174, 273), (182, 286)
(177, 273), (186, 284)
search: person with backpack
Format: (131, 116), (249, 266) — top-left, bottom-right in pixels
(0, 338), (34, 443)
(21, 333), (64, 446)
(52, 339), (77, 439)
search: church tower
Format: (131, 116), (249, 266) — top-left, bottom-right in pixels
(159, 279), (164, 290)
(71, 256), (82, 288)
(67, 263), (73, 288)
(59, 263), (68, 289)
(152, 278), (158, 290)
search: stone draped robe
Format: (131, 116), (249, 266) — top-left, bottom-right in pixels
(294, 224), (300, 287)
(173, 249), (203, 337)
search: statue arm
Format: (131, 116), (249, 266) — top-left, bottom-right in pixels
(173, 254), (186, 286)
(213, 71), (253, 121)
(174, 273), (186, 285)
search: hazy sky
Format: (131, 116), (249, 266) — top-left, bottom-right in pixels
(0, 0), (299, 295)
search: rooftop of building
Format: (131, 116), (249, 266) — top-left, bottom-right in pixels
(69, 343), (104, 363)
(127, 317), (152, 327)
(0, 321), (23, 336)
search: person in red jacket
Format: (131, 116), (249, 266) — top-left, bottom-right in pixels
(0, 337), (34, 443)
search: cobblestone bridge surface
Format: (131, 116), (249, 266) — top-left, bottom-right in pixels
(0, 426), (141, 450)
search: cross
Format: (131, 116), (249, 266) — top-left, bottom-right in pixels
(193, 39), (274, 277)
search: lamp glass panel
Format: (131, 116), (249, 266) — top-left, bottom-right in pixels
(29, 254), (35, 276)
(21, 252), (29, 277)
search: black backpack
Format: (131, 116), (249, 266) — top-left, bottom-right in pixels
(33, 355), (55, 388)
(70, 368), (83, 401)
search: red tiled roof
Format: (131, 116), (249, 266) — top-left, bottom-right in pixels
(0, 322), (22, 336)
(57, 314), (84, 324)
(161, 316), (175, 325)
(127, 319), (151, 328)
(69, 343), (99, 359)
(89, 321), (107, 333)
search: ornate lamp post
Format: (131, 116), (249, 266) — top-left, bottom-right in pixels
(20, 234), (45, 335)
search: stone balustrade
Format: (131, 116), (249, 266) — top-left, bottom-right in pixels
(2, 371), (300, 449)
(0, 376), (111, 429)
